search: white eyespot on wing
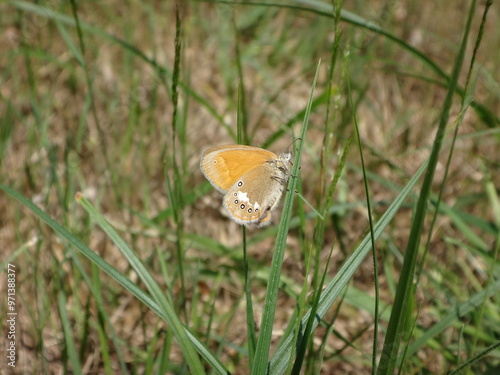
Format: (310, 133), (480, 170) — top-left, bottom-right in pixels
(237, 191), (250, 203)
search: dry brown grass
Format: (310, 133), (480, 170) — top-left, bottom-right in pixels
(1, 1), (499, 373)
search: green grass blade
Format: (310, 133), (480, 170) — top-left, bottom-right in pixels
(404, 277), (500, 361)
(290, 242), (333, 374)
(10, 0), (235, 137)
(269, 155), (430, 374)
(250, 60), (320, 375)
(349, 73), (380, 374)
(447, 340), (500, 375)
(376, 2), (476, 373)
(76, 193), (205, 374)
(243, 226), (257, 367)
(57, 289), (83, 374)
(0, 184), (230, 374)
(210, 0), (498, 128)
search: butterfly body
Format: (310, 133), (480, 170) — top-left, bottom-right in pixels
(200, 145), (292, 226)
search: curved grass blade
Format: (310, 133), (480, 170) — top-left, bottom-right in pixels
(208, 0), (498, 128)
(269, 155), (430, 374)
(0, 184), (228, 375)
(9, 0), (235, 138)
(75, 192), (205, 374)
(376, 1), (476, 373)
(250, 60), (320, 375)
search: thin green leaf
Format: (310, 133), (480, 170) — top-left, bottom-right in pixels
(250, 60), (321, 375)
(58, 290), (83, 374)
(269, 155), (430, 374)
(376, 1), (476, 373)
(0, 184), (228, 375)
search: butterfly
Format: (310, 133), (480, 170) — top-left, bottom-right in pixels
(200, 145), (292, 226)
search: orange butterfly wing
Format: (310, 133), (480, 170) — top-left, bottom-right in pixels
(200, 145), (277, 192)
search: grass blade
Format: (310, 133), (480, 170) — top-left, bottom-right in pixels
(250, 60), (321, 375)
(376, 2), (476, 373)
(0, 184), (229, 374)
(269, 155), (430, 374)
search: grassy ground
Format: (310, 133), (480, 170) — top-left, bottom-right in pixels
(1, 0), (499, 374)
